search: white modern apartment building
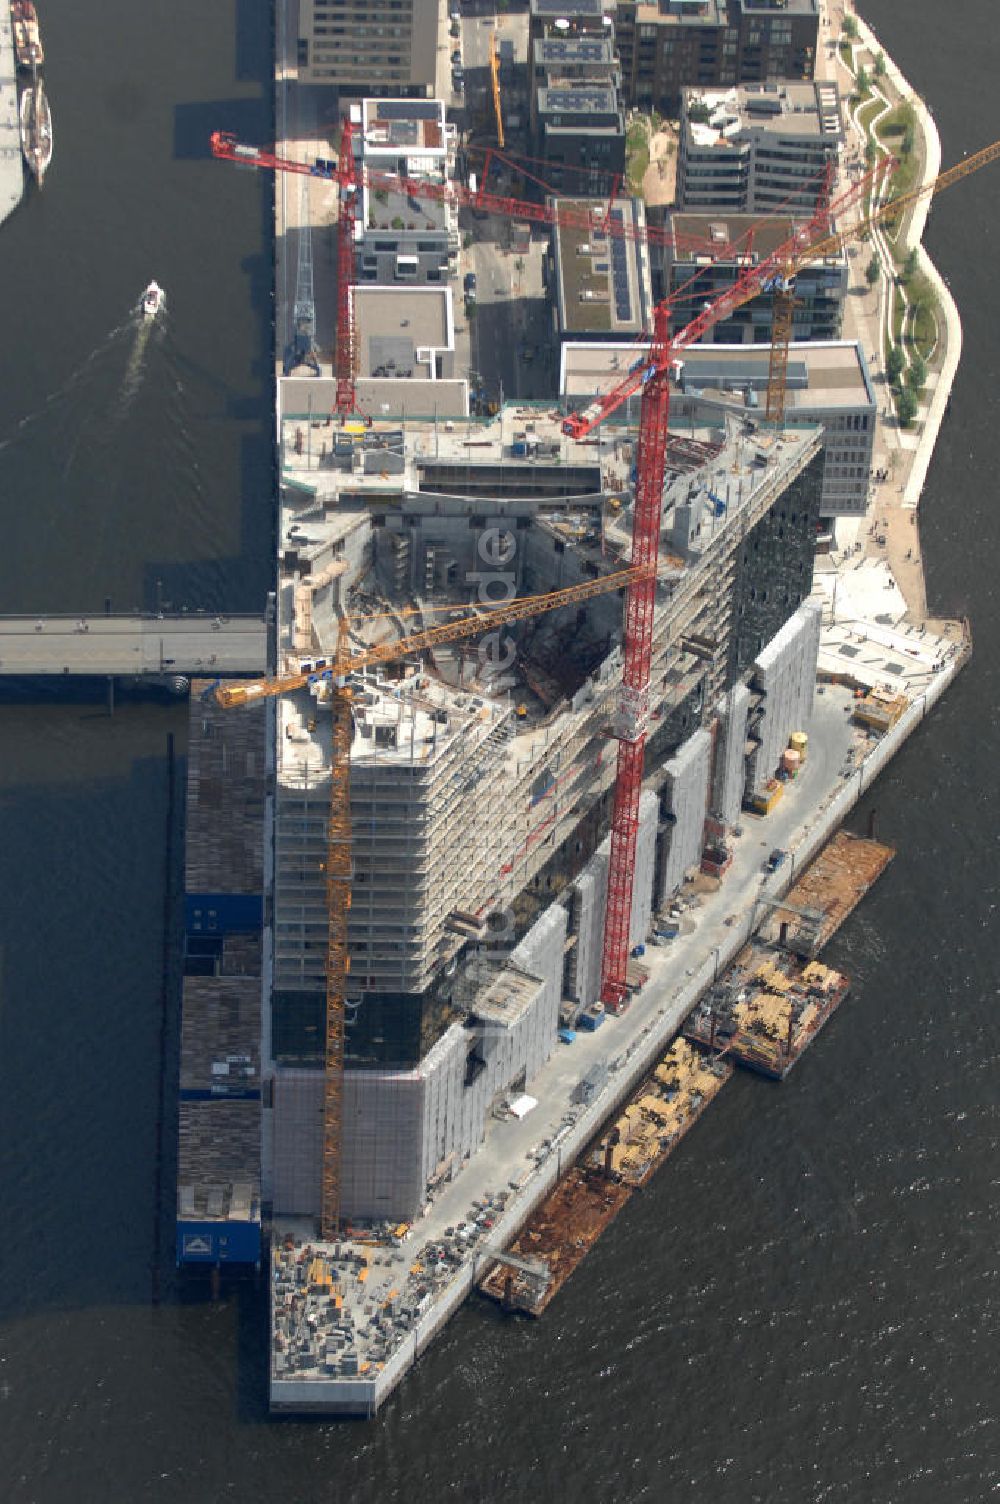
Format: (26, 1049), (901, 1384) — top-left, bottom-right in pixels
(354, 98), (459, 285)
(677, 80), (843, 215)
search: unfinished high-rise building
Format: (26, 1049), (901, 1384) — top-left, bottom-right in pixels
(259, 394), (825, 1224)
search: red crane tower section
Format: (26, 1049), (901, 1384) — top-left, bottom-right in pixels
(600, 302), (673, 1011)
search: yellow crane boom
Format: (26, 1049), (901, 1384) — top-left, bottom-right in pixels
(217, 559), (652, 1236)
(215, 562), (650, 707)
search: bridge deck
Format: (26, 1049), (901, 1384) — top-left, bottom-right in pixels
(0, 615), (268, 677)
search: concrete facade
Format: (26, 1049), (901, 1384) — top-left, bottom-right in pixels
(710, 683), (751, 828)
(657, 729), (713, 904)
(746, 601), (822, 797)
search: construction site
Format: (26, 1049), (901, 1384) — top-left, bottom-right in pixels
(173, 27), (987, 1415)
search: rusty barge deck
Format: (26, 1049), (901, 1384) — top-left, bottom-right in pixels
(480, 1040), (732, 1316)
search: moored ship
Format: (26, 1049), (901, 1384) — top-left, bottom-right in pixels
(19, 75), (51, 186)
(11, 0), (43, 70)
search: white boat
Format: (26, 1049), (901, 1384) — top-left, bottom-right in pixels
(141, 281), (165, 320)
(19, 77), (52, 187)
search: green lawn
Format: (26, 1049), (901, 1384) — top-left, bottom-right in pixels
(910, 299), (937, 361)
(626, 122), (649, 193)
(891, 286), (906, 346)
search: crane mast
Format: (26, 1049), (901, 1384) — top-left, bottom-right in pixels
(600, 305), (673, 1010)
(334, 119), (358, 416)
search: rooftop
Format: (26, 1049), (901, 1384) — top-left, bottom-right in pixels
(353, 286), (453, 381)
(666, 212), (848, 266)
(534, 36), (616, 67)
(536, 86), (620, 119)
(551, 198), (651, 336)
(683, 82), (843, 148)
(277, 671), (508, 786)
(531, 0), (607, 15)
(359, 98), (447, 158)
(560, 341), (875, 412)
(632, 0), (726, 26)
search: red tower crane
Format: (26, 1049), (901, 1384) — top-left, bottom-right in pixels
(212, 125), (1000, 1012)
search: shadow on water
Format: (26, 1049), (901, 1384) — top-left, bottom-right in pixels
(0, 738), (183, 1322)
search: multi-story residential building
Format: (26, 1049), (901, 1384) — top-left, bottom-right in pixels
(529, 37), (626, 191)
(614, 0), (820, 115)
(658, 211), (848, 343)
(297, 0), (440, 95)
(354, 99), (459, 285)
(677, 80), (843, 215)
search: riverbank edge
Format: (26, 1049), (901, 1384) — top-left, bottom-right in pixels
(851, 6), (962, 512)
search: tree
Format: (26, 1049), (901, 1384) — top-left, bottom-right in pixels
(865, 138), (878, 166)
(874, 51), (886, 78)
(907, 354), (928, 391)
(902, 247), (919, 279)
(856, 65), (870, 95)
(842, 15), (858, 39)
(865, 255), (881, 287)
(897, 388), (918, 426)
(886, 344), (905, 384)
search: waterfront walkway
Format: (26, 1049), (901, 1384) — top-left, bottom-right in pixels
(820, 1), (964, 630)
(0, 614), (268, 677)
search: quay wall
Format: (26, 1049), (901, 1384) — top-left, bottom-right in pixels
(272, 641), (969, 1416)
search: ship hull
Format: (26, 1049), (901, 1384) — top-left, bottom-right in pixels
(19, 77), (51, 186)
(11, 1), (44, 69)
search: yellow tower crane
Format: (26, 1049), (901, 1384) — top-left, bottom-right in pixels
(489, 30), (504, 150)
(764, 135), (1000, 422)
(216, 562), (653, 1237)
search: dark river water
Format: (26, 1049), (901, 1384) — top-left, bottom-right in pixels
(0, 2), (997, 1500)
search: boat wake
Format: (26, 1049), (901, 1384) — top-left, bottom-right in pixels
(113, 285), (167, 417)
(0, 318), (135, 454)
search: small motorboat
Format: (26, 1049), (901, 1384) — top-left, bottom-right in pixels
(141, 281), (165, 320)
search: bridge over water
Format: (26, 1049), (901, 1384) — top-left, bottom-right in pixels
(0, 613), (269, 678)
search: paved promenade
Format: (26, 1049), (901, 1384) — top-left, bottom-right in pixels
(0, 614), (268, 676)
(819, 1), (965, 632)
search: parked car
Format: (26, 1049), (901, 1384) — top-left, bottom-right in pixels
(451, 48), (462, 64)
(464, 271), (477, 296)
(765, 848), (788, 873)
